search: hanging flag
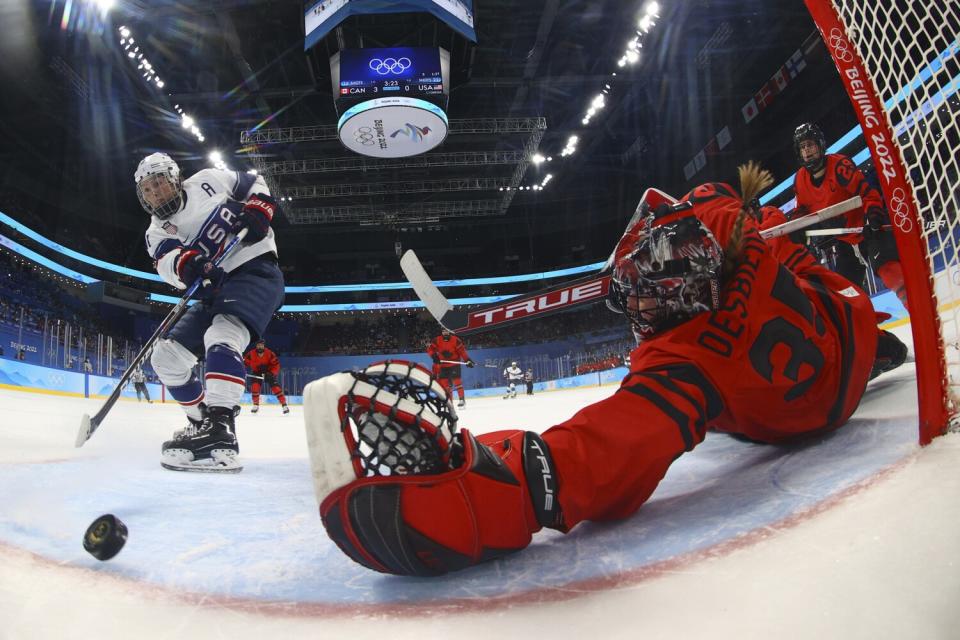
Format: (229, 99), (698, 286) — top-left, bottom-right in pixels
(742, 98), (759, 123)
(717, 126), (732, 149)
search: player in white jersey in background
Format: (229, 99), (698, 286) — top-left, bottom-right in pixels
(503, 360), (523, 399)
(138, 152), (285, 473)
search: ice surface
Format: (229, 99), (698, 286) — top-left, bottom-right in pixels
(1, 325), (959, 639)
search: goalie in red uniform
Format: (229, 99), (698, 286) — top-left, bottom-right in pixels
(302, 164), (907, 577)
(792, 123), (908, 309)
(426, 328), (474, 408)
(243, 339), (289, 414)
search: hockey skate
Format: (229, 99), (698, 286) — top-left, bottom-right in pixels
(457, 399), (466, 408)
(250, 404), (259, 414)
(869, 330), (908, 380)
(161, 404), (242, 473)
(282, 404), (290, 414)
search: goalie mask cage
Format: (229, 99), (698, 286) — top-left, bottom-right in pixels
(803, 0), (960, 444)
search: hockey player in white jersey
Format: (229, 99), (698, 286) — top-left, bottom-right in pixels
(138, 152), (285, 473)
(503, 361), (523, 399)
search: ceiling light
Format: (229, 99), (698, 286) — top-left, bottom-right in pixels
(532, 153), (546, 165)
(181, 114), (195, 129)
(119, 26), (130, 37)
(645, 2), (660, 16)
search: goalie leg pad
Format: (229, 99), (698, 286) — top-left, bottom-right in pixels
(319, 429), (547, 576)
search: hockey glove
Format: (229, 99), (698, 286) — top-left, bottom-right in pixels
(175, 249), (223, 295)
(233, 193), (278, 244)
(431, 353), (441, 364)
(303, 361), (562, 576)
(865, 208), (885, 232)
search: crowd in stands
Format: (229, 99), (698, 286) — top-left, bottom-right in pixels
(293, 305), (630, 355)
(0, 224), (639, 386)
(0, 249), (148, 375)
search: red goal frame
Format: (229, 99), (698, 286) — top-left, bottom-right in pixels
(804, 0), (952, 444)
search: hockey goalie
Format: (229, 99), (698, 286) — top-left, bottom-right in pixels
(302, 166), (907, 576)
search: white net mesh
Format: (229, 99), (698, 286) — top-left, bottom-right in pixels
(828, 1), (960, 417)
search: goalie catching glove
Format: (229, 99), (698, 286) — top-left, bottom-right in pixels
(303, 360), (563, 576)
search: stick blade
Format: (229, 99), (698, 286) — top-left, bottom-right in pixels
(76, 414), (93, 448)
(400, 250), (454, 323)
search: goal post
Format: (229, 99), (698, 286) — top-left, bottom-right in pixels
(804, 0), (959, 443)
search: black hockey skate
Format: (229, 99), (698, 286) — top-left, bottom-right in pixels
(282, 404), (290, 414)
(869, 330), (908, 380)
(161, 404), (242, 473)
(457, 399), (466, 408)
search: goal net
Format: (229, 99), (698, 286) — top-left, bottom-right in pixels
(804, 0), (960, 443)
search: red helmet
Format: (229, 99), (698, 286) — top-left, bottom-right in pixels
(608, 210), (723, 342)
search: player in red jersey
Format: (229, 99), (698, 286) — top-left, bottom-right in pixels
(306, 164), (906, 576)
(243, 339), (289, 414)
(792, 123), (907, 309)
(426, 328), (474, 408)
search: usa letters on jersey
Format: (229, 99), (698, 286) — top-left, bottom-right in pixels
(144, 168), (278, 289)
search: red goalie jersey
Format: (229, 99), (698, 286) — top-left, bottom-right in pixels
(543, 182), (880, 527)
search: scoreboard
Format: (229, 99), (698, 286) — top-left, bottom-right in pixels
(333, 47), (446, 100)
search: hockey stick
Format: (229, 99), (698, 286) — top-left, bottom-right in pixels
(806, 223), (891, 237)
(400, 190), (671, 336)
(403, 195), (861, 335)
(75, 229), (248, 448)
(246, 374), (265, 380)
(758, 196), (862, 239)
(439, 359), (471, 365)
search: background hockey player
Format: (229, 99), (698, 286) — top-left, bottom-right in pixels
(791, 123), (907, 309)
(503, 361), (523, 398)
(524, 368), (534, 395)
(244, 338), (289, 414)
(129, 366), (152, 403)
(426, 328), (474, 408)
(139, 152), (285, 473)
(305, 163), (906, 576)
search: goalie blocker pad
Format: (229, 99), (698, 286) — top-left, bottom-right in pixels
(303, 362), (563, 576)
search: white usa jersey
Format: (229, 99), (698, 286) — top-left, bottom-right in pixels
(504, 365), (523, 381)
(143, 168), (278, 290)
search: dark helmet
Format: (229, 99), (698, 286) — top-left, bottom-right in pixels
(793, 123), (826, 172)
(607, 212), (723, 342)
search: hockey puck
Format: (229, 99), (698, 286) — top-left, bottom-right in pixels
(83, 514), (128, 561)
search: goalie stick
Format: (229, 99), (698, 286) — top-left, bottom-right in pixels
(401, 196), (862, 336)
(75, 229), (248, 448)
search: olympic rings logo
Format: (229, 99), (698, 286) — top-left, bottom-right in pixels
(889, 187), (913, 234)
(369, 57), (412, 75)
(828, 27), (854, 63)
(354, 126), (375, 146)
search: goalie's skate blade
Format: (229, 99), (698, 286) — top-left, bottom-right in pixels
(75, 414), (92, 448)
(160, 461), (243, 474)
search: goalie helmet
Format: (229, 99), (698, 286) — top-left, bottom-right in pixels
(793, 123), (826, 172)
(135, 152), (183, 220)
(607, 210), (723, 342)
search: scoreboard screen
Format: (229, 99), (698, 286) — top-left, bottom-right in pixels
(336, 47), (444, 98)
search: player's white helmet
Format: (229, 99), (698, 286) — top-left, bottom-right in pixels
(135, 152), (183, 220)
(511, 361), (518, 366)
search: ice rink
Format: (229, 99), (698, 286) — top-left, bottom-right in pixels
(1, 324), (959, 639)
